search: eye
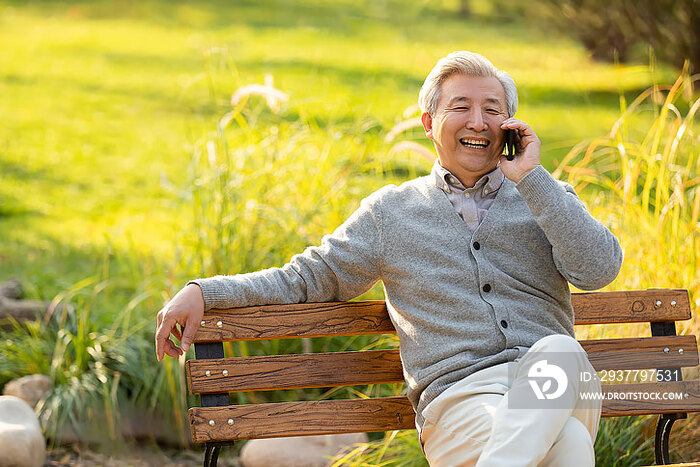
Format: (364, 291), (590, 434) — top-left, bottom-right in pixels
(486, 108), (500, 114)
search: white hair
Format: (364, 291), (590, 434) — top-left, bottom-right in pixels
(418, 51), (518, 117)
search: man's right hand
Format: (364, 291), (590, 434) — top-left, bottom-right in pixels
(155, 283), (205, 361)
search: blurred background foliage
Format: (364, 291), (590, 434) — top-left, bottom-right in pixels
(0, 0), (697, 463)
(483, 0), (699, 76)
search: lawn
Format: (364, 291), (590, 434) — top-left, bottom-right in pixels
(0, 0), (675, 291)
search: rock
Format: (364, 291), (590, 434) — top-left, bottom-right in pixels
(0, 395), (46, 467)
(3, 375), (52, 409)
(0, 279), (23, 299)
(0, 296), (49, 324)
(0, 279), (54, 327)
(46, 400), (182, 446)
(240, 433), (368, 467)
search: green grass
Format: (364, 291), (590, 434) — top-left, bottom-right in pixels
(0, 0), (677, 291)
(0, 0), (692, 461)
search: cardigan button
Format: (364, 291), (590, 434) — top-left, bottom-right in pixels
(500, 320), (508, 328)
(482, 283), (491, 292)
(473, 242), (481, 250)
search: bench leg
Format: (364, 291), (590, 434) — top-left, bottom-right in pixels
(654, 413), (687, 465)
(204, 444), (223, 467)
(196, 342), (229, 467)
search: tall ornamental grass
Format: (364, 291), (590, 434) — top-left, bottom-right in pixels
(174, 84), (430, 282)
(555, 63), (699, 340)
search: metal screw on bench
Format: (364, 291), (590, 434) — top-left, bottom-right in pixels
(205, 370), (211, 376)
(670, 300), (677, 306)
(679, 348), (684, 354)
(655, 300), (662, 308)
(222, 370), (229, 376)
(217, 321), (223, 328)
(228, 419), (234, 425)
(209, 420), (215, 426)
(664, 347), (670, 353)
(201, 320), (206, 326)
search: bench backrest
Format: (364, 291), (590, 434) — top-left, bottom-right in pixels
(187, 289), (699, 443)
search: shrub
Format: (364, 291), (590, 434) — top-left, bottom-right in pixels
(526, 0), (699, 75)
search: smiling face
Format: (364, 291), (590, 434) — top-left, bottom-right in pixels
(422, 74), (508, 187)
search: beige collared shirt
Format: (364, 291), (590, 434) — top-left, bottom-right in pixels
(431, 161), (505, 233)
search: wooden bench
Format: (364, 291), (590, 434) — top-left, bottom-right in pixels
(186, 289), (700, 466)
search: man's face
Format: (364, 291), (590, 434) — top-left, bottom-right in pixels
(422, 74), (509, 187)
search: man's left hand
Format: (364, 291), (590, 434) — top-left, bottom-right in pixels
(499, 118), (541, 183)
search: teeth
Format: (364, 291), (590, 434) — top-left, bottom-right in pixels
(460, 138), (489, 148)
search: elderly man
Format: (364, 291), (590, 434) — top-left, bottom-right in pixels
(156, 51), (622, 466)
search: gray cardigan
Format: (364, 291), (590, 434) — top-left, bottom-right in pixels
(191, 165), (623, 427)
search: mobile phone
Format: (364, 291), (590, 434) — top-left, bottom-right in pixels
(505, 129), (516, 161)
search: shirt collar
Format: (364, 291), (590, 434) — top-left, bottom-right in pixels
(431, 160), (505, 195)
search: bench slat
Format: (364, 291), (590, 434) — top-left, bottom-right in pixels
(193, 290), (691, 343)
(187, 349), (404, 394)
(187, 336), (697, 394)
(572, 289), (691, 325)
(583, 335), (698, 370)
(194, 301), (392, 343)
(189, 397), (416, 443)
(601, 380), (700, 416)
(188, 379), (700, 442)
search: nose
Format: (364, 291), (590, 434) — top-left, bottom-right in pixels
(465, 109), (487, 132)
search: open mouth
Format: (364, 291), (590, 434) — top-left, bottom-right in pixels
(459, 137), (490, 149)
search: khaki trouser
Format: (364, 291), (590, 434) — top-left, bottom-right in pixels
(419, 334), (602, 467)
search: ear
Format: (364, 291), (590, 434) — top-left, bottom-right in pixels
(421, 112), (435, 141)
